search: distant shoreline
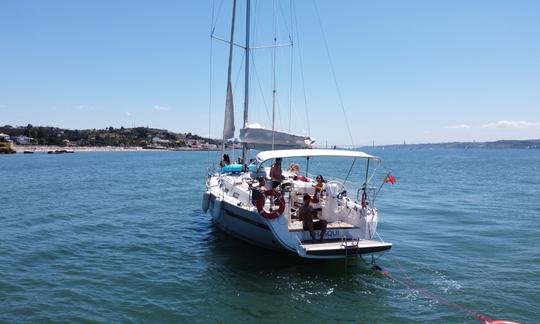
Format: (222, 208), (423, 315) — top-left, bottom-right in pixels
(358, 139), (540, 150)
(12, 145), (220, 153)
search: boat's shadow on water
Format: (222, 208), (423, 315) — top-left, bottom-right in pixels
(188, 208), (389, 307)
(196, 221), (389, 309)
(204, 222), (381, 277)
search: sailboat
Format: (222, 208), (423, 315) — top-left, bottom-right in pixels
(202, 0), (392, 259)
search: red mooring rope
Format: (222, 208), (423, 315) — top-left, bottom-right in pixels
(372, 263), (520, 324)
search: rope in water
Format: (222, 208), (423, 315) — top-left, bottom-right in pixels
(372, 263), (520, 324)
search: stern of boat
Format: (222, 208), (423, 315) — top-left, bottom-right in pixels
(295, 239), (392, 259)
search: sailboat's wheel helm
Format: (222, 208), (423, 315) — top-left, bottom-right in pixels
(257, 189), (285, 219)
(326, 180), (346, 198)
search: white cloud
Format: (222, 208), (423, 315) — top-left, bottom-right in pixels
(446, 124), (470, 129)
(479, 120), (540, 129)
(75, 105), (93, 111)
(125, 111), (132, 116)
(153, 105), (170, 112)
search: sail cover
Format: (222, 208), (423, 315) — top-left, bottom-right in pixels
(223, 79), (235, 139)
(240, 125), (314, 150)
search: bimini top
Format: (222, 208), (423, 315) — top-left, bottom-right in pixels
(256, 149), (378, 164)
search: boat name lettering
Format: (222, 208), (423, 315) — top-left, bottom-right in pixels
(324, 230), (339, 237)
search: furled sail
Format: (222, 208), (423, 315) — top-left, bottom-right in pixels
(240, 124), (314, 150)
(223, 79), (235, 139)
(221, 0), (237, 142)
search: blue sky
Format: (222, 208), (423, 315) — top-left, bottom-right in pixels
(1, 0), (539, 145)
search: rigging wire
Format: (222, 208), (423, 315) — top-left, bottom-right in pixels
(274, 0), (295, 133)
(210, 0), (234, 162)
(275, 95), (283, 131)
(287, 0), (294, 133)
(232, 2), (246, 95)
(271, 0), (277, 148)
(210, 0), (224, 32)
(288, 49), (293, 132)
(250, 54), (272, 124)
(248, 0), (273, 127)
(291, 1), (311, 137)
(274, 1), (285, 134)
(233, 51), (246, 93)
(276, 0), (293, 39)
(312, 0), (355, 147)
(244, 0), (297, 133)
(208, 0), (216, 165)
(343, 158), (357, 186)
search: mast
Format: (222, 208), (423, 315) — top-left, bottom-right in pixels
(271, 35), (276, 150)
(242, 0), (250, 164)
(271, 0), (277, 151)
(221, 0), (237, 157)
(243, 0), (250, 129)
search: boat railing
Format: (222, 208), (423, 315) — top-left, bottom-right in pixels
(357, 186), (377, 206)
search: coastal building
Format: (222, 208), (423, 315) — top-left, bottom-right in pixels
(187, 139), (208, 148)
(12, 135), (35, 145)
(204, 143), (218, 150)
(185, 140), (217, 150)
(187, 139), (198, 148)
(151, 136), (170, 144)
(0, 133), (10, 141)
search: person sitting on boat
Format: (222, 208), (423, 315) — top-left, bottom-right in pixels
(251, 176), (267, 206)
(270, 158), (282, 189)
(220, 154), (231, 167)
(288, 163), (300, 178)
(312, 175), (326, 204)
(287, 162), (310, 182)
(298, 193), (327, 243)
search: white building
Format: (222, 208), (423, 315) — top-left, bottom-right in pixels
(12, 135), (35, 145)
(152, 136), (170, 144)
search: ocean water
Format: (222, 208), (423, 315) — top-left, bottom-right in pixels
(1, 149), (538, 323)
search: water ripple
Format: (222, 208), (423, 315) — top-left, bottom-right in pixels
(0, 150), (538, 323)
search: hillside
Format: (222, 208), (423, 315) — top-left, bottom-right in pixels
(0, 125), (219, 148)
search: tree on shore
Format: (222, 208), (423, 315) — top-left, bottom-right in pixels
(0, 125), (220, 148)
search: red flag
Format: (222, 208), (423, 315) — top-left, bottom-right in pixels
(385, 175), (396, 184)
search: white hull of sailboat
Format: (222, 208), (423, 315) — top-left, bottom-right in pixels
(205, 166), (392, 259)
(208, 192), (282, 250)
